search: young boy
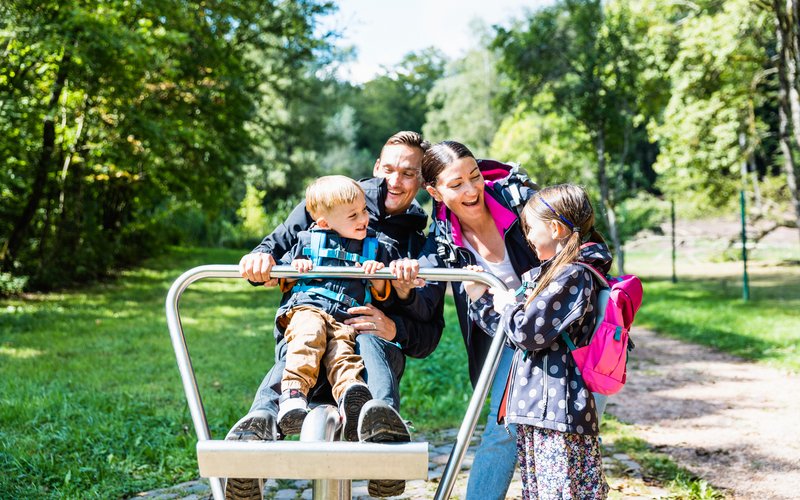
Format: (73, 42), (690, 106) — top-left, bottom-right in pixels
(274, 175), (401, 440)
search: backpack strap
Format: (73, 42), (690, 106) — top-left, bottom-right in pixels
(574, 261), (611, 289)
(361, 236), (378, 262)
(301, 231), (327, 266)
(291, 285), (362, 309)
(361, 236), (379, 304)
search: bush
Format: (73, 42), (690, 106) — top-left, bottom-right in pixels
(0, 272), (27, 296)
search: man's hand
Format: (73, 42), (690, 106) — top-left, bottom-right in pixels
(239, 252), (278, 287)
(344, 303), (397, 341)
(389, 258), (425, 300)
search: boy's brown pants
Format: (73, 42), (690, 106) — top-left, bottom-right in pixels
(281, 305), (365, 403)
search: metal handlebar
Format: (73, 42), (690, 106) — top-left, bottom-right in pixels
(165, 265), (510, 500)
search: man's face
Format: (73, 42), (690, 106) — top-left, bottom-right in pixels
(373, 144), (423, 216)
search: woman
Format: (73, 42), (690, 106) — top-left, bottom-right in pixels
(414, 141), (539, 500)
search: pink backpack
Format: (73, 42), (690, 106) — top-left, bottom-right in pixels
(560, 250), (643, 395)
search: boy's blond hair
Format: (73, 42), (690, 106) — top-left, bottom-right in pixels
(305, 175), (365, 220)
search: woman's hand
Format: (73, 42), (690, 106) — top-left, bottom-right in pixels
(463, 264), (489, 301)
(344, 303), (397, 341)
(389, 258), (425, 300)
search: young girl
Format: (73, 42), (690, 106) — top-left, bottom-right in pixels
(465, 184), (610, 499)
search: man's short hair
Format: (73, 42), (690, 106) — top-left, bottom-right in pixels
(380, 131), (430, 158)
(305, 175), (365, 220)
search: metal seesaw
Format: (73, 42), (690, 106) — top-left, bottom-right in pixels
(166, 266), (509, 499)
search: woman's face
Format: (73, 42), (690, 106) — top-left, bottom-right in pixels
(425, 157), (485, 222)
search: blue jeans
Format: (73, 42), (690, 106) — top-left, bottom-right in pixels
(466, 345), (518, 500)
(248, 333), (405, 417)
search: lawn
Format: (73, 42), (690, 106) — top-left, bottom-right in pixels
(0, 247), (471, 498)
(626, 246), (800, 372)
(2, 241), (797, 498)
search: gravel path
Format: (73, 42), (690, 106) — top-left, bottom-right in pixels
(612, 327), (800, 499)
(136, 326), (800, 499)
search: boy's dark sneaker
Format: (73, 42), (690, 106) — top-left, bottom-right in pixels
(357, 400), (410, 497)
(277, 389), (309, 435)
(338, 382), (373, 442)
(223, 409), (275, 500)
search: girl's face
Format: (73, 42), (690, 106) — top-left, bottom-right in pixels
(525, 215), (560, 261)
(425, 157), (485, 222)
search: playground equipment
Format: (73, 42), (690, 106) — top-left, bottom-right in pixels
(166, 265), (509, 499)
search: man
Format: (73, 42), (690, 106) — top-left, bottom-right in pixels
(226, 131), (445, 499)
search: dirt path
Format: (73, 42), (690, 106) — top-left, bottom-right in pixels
(611, 327), (800, 499)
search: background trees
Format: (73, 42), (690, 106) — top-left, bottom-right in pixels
(1, 0), (798, 292)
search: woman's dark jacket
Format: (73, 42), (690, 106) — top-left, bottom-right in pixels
(407, 181), (540, 387)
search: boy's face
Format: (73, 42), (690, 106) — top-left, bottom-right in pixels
(317, 193), (370, 240)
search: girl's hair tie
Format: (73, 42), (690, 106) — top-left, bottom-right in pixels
(538, 195), (575, 229)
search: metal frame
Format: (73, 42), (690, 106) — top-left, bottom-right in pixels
(165, 265), (509, 500)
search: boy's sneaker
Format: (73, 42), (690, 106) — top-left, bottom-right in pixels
(357, 400), (410, 497)
(223, 409), (275, 500)
(277, 389), (309, 435)
(338, 382), (373, 442)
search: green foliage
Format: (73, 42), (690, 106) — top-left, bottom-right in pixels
(423, 24), (502, 157)
(490, 97), (595, 186)
(648, 0), (773, 207)
(353, 48), (446, 155)
(615, 192), (669, 243)
(0, 0), (334, 290)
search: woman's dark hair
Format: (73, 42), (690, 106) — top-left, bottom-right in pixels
(421, 140), (475, 186)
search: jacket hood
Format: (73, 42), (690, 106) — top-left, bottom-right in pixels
(578, 242), (613, 274)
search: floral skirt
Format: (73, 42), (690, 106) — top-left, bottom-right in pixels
(516, 424), (608, 500)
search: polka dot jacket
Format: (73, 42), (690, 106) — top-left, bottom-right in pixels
(469, 243), (613, 436)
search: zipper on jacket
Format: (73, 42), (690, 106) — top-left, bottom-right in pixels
(504, 348), (521, 436)
(542, 352), (549, 418)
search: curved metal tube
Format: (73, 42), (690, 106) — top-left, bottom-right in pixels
(165, 265), (509, 500)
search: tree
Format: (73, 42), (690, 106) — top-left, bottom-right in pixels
(353, 48), (446, 155)
(754, 0), (800, 241)
(494, 0), (654, 272)
(0, 0), (333, 289)
(423, 23), (502, 157)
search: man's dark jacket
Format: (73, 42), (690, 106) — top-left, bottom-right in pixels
(250, 177), (443, 358)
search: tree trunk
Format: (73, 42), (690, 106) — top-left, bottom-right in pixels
(786, 0), (800, 151)
(596, 126), (624, 274)
(774, 0), (800, 243)
(1, 49), (71, 270)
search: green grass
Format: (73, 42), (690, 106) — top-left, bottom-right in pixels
(3, 244), (797, 498)
(0, 247), (472, 498)
(626, 258), (800, 372)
